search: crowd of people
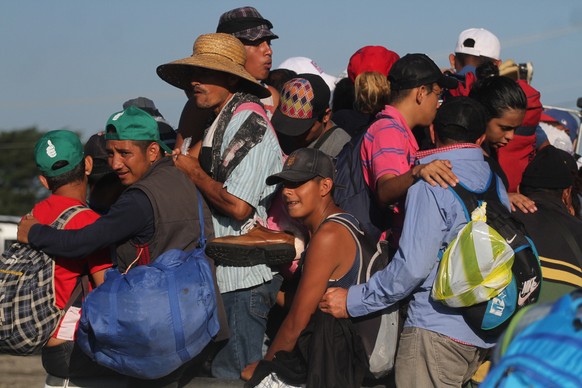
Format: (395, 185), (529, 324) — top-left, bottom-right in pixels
(14, 5), (582, 388)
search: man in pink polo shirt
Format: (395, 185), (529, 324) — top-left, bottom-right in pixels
(361, 53), (459, 244)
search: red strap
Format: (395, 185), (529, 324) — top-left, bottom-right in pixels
(234, 102), (269, 120)
(448, 72), (476, 97)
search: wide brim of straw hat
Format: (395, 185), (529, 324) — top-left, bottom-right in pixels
(157, 55), (271, 100)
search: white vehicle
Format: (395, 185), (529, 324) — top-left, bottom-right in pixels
(0, 215), (19, 255)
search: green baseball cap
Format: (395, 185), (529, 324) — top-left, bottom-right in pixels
(34, 130), (84, 177)
(105, 106), (173, 154)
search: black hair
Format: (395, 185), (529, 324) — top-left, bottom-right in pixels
(45, 159), (86, 192)
(265, 69), (297, 93)
(132, 140), (156, 154)
(388, 83), (433, 105)
(475, 61), (500, 80)
(331, 77), (355, 112)
(433, 97), (488, 144)
(469, 76), (527, 121)
(388, 88), (408, 105)
(455, 52), (497, 69)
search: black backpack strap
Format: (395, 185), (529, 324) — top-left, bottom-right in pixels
(62, 274), (90, 313)
(450, 173), (531, 250)
(324, 213), (367, 284)
(449, 172), (496, 220)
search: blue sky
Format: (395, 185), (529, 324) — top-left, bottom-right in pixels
(1, 0), (582, 140)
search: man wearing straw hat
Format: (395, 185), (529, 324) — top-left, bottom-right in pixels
(176, 6), (279, 151)
(157, 32), (284, 379)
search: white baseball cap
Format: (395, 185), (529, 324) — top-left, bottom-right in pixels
(455, 28), (501, 60)
(277, 56), (337, 94)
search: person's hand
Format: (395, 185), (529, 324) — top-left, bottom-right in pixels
(17, 214), (39, 244)
(241, 361), (259, 381)
(319, 287), (349, 318)
(508, 192), (537, 213)
(412, 159), (458, 188)
(172, 150), (202, 176)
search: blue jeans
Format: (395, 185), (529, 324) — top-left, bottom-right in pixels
(211, 274), (282, 379)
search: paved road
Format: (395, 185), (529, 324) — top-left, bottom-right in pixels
(0, 354), (245, 388)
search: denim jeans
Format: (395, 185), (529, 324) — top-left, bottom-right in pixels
(211, 274), (282, 379)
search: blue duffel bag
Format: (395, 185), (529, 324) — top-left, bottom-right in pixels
(77, 245), (219, 380)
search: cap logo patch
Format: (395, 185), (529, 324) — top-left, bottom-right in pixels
(286, 154), (297, 167)
(111, 112), (124, 121)
(46, 140), (57, 158)
(310, 60), (324, 75)
(280, 79), (314, 119)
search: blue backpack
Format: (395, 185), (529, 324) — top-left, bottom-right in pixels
(77, 197), (219, 380)
(332, 115), (392, 243)
(482, 289), (582, 388)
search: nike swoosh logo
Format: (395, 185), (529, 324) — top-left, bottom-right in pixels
(517, 281), (539, 306)
(506, 234), (517, 244)
(518, 289), (534, 306)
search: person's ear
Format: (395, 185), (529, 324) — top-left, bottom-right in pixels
(562, 186), (575, 216)
(449, 53), (457, 71)
(475, 134), (487, 146)
(322, 108), (332, 124)
(320, 177), (333, 197)
(415, 86), (424, 105)
(84, 155), (93, 176)
(38, 175), (49, 190)
(147, 142), (161, 163)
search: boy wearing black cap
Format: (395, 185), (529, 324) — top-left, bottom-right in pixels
(322, 97), (509, 386)
(514, 146), (582, 303)
(30, 130), (112, 379)
(272, 73), (350, 156)
(360, 53), (459, 246)
(243, 148), (367, 385)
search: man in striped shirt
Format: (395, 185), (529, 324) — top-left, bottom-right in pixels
(360, 53), (459, 245)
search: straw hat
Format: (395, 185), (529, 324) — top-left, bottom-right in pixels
(157, 33), (270, 99)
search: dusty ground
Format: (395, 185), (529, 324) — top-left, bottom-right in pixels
(0, 355), (45, 387)
(0, 354), (245, 388)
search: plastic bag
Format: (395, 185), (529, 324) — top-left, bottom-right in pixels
(432, 202), (515, 308)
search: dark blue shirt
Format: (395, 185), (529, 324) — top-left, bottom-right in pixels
(29, 189), (154, 262)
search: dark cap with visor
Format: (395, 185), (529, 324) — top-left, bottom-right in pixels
(389, 53), (459, 91)
(266, 148), (335, 185)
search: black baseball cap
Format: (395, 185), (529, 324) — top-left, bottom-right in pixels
(271, 73), (331, 137)
(84, 132), (112, 177)
(389, 53), (458, 91)
(266, 148), (335, 185)
(521, 145), (578, 189)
